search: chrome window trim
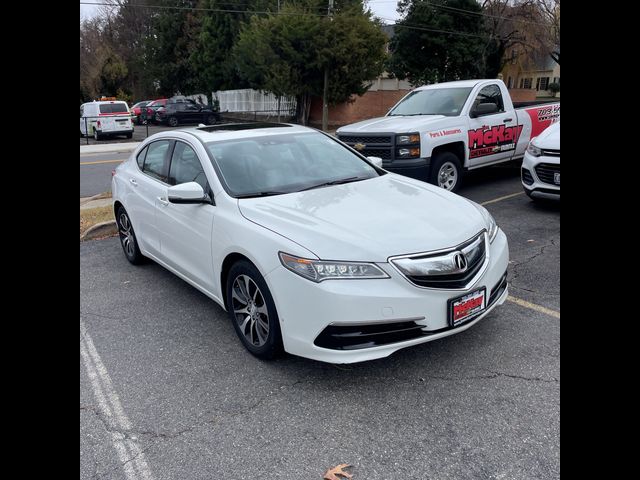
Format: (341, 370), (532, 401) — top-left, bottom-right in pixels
(388, 230), (490, 291)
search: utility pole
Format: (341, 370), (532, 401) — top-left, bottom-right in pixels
(322, 0), (334, 132)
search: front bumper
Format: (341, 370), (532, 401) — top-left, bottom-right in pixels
(522, 151), (560, 199)
(264, 229), (509, 363)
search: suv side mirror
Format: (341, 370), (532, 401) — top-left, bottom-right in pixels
(470, 103), (499, 118)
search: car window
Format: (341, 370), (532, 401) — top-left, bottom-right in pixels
(142, 140), (170, 182)
(472, 84), (504, 113)
(99, 103), (129, 114)
(136, 146), (148, 169)
(168, 142), (208, 190)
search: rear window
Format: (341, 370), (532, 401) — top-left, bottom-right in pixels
(99, 103), (129, 114)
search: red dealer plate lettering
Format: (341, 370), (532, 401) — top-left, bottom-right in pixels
(449, 288), (486, 326)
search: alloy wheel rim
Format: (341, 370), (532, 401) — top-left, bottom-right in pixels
(438, 162), (457, 190)
(118, 213), (135, 257)
(231, 275), (269, 347)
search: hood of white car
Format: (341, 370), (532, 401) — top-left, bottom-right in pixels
(535, 121), (560, 149)
(336, 115), (446, 133)
(238, 175), (486, 262)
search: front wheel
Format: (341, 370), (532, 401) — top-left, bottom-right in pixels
(429, 152), (463, 193)
(125, 132), (133, 139)
(94, 129), (102, 141)
(206, 114), (217, 125)
(168, 116), (179, 127)
(226, 260), (283, 360)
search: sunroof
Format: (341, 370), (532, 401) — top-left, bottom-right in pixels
(196, 122), (293, 132)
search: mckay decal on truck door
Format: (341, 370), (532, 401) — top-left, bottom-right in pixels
(467, 124), (524, 159)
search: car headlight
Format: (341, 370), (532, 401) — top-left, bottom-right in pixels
(527, 138), (541, 157)
(279, 252), (389, 282)
(397, 133), (420, 144)
(470, 203), (499, 243)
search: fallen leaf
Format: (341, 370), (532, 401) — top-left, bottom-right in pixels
(323, 463), (353, 480)
(527, 239), (535, 243)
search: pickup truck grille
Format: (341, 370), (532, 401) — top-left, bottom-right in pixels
(337, 133), (394, 162)
(338, 135), (392, 145)
(534, 163), (560, 185)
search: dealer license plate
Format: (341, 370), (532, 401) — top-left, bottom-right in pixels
(449, 288), (486, 326)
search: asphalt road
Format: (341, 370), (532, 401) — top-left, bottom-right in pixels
(80, 168), (559, 479)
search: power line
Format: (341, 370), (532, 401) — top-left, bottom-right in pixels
(366, 0), (551, 27)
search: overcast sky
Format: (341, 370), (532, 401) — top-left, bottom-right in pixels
(80, 1), (401, 23)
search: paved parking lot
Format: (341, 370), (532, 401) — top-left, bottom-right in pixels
(80, 168), (559, 479)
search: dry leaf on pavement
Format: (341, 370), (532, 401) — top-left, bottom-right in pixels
(323, 463), (353, 480)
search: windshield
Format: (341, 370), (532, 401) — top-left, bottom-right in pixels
(388, 87), (473, 116)
(205, 132), (382, 197)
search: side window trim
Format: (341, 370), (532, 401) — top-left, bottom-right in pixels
(167, 140), (210, 190)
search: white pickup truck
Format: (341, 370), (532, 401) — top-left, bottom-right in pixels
(336, 79), (560, 192)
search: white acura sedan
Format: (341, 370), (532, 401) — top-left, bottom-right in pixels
(112, 123), (509, 363)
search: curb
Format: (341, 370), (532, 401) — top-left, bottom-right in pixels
(80, 142), (140, 155)
(80, 192), (111, 206)
(81, 220), (118, 241)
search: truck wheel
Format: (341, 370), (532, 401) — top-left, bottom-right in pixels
(429, 152), (462, 193)
(94, 129), (102, 141)
(125, 132), (133, 139)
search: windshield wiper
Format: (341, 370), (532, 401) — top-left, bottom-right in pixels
(235, 191), (289, 198)
(299, 176), (364, 192)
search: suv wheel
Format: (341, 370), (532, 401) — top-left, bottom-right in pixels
(168, 116), (179, 127)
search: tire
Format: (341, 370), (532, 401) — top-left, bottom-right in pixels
(94, 129), (102, 141)
(116, 206), (146, 265)
(206, 114), (217, 125)
(168, 116), (179, 127)
(226, 260), (283, 360)
(125, 132), (133, 139)
(80, 130), (84, 138)
(428, 151), (463, 193)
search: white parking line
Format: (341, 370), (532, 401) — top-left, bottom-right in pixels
(480, 192), (524, 206)
(507, 295), (560, 319)
(80, 321), (156, 480)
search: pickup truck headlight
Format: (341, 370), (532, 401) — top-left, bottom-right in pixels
(279, 252), (389, 282)
(397, 133), (420, 144)
(527, 138), (542, 157)
(398, 147), (421, 158)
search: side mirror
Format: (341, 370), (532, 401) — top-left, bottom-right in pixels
(167, 182), (212, 204)
(470, 103), (499, 118)
(367, 156), (384, 168)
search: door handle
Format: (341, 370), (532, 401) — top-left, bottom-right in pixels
(503, 118), (513, 122)
(157, 196), (169, 206)
(129, 178), (138, 186)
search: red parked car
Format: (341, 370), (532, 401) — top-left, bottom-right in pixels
(131, 100), (152, 125)
(145, 98), (168, 124)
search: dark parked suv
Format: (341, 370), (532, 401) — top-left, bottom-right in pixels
(156, 98), (220, 127)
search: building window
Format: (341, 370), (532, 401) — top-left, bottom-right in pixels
(553, 76), (560, 84)
(536, 77), (550, 91)
(522, 78), (532, 89)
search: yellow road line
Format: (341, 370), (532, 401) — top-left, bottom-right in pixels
(507, 295), (560, 319)
(80, 159), (125, 166)
(481, 191), (524, 206)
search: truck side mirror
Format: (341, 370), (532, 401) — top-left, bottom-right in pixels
(471, 103), (499, 118)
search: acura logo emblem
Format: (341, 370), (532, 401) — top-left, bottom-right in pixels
(353, 142), (366, 151)
(453, 252), (468, 271)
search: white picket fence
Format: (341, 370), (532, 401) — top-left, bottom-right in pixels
(214, 89), (296, 115)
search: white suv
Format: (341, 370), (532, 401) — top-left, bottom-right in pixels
(522, 121), (560, 201)
(80, 100), (134, 141)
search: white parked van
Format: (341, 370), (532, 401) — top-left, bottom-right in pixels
(80, 98), (134, 140)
